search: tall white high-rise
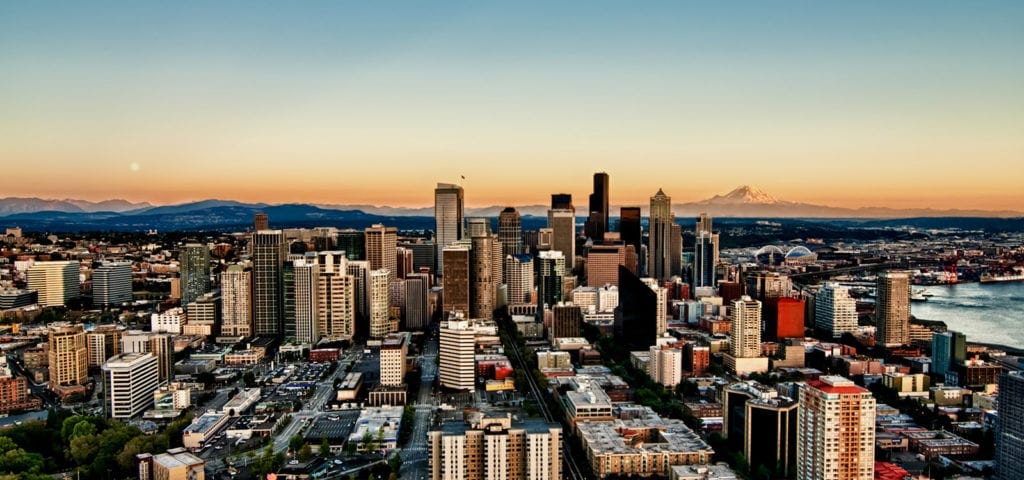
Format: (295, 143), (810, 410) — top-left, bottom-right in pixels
(648, 344), (683, 388)
(93, 261), (132, 307)
(292, 258), (319, 344)
(724, 296), (769, 374)
(220, 265), (252, 337)
(434, 183), (464, 276)
(439, 320), (476, 392)
(815, 282), (858, 338)
(730, 296), (762, 358)
(368, 269), (395, 338)
(379, 333), (408, 387)
(27, 261), (79, 307)
(102, 352), (159, 419)
(797, 376), (876, 480)
(505, 254), (534, 305)
(315, 251), (356, 341)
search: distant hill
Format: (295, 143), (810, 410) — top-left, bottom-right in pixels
(0, 197), (151, 214)
(1, 187), (1021, 233)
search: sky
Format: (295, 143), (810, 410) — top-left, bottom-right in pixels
(1, 2), (1022, 210)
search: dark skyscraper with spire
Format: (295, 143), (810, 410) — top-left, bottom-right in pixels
(586, 172), (609, 242)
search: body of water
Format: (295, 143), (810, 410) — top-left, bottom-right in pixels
(911, 281), (1024, 350)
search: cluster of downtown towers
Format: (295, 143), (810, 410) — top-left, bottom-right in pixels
(176, 172), (717, 345)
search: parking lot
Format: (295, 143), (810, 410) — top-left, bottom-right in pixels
(303, 410), (361, 446)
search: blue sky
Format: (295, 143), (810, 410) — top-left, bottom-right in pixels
(1, 2), (1022, 208)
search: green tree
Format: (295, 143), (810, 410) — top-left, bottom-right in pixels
(243, 371), (257, 388)
(70, 434), (99, 466)
(320, 436), (331, 457)
(0, 436), (46, 475)
(361, 431), (375, 452)
(289, 434), (304, 453)
(298, 443), (313, 462)
(71, 421), (97, 439)
(388, 451), (402, 475)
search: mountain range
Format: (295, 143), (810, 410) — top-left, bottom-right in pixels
(0, 186), (1020, 232)
(319, 185), (1022, 218)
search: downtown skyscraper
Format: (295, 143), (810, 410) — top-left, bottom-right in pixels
(434, 183), (464, 276)
(365, 223), (398, 283)
(180, 244), (210, 306)
(547, 194), (576, 270)
(797, 376), (876, 480)
(694, 212), (719, 288)
(585, 172), (609, 242)
(647, 189), (681, 282)
(498, 207), (522, 260)
(253, 230), (286, 336)
(220, 265), (252, 338)
(315, 251), (357, 341)
(876, 271), (911, 347)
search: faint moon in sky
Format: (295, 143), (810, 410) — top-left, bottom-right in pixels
(130, 162), (141, 172)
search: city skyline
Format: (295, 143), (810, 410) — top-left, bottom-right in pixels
(2, 2), (1022, 209)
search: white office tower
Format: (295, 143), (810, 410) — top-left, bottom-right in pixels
(220, 265), (252, 338)
(648, 344), (683, 388)
(292, 258), (319, 344)
(797, 376), (876, 480)
(815, 282), (858, 338)
(369, 268), (395, 338)
(93, 261), (132, 307)
(102, 352), (159, 419)
(151, 308), (184, 334)
(439, 320), (476, 392)
(640, 277), (668, 337)
(27, 261), (79, 307)
(434, 183), (465, 276)
(724, 296), (768, 374)
(379, 333), (408, 387)
(505, 254), (534, 305)
(316, 251), (357, 341)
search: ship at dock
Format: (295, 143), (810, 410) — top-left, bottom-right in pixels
(980, 267), (1024, 284)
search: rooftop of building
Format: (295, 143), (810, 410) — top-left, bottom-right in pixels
(183, 412), (227, 434)
(434, 412), (560, 436)
(808, 375), (869, 394)
(103, 352), (153, 367)
(577, 418), (713, 455)
(669, 464), (740, 480)
(152, 449), (204, 470)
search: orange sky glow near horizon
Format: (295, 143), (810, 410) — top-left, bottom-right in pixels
(2, 3), (1022, 212)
